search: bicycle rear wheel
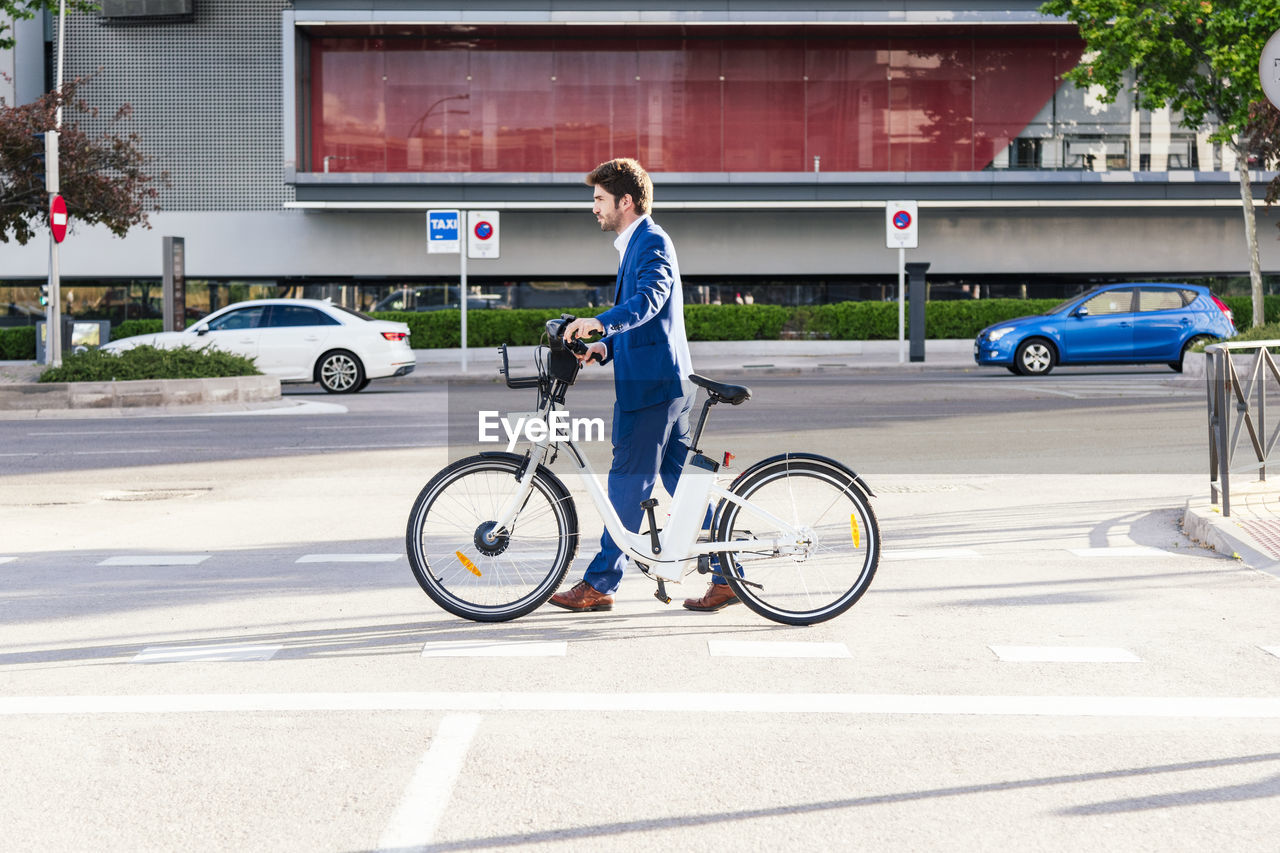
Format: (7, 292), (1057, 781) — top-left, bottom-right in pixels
(715, 454), (879, 625)
(407, 454), (578, 622)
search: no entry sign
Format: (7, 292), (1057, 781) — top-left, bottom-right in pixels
(885, 200), (918, 249)
(50, 194), (67, 243)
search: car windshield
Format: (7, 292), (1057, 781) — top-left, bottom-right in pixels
(1045, 289), (1101, 315)
(330, 304), (375, 322)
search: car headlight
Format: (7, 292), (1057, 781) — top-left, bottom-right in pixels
(987, 326), (1016, 342)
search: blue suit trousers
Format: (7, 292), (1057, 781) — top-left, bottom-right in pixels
(583, 394), (695, 594)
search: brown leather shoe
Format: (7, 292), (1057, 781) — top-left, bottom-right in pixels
(683, 582), (740, 612)
(549, 580), (614, 612)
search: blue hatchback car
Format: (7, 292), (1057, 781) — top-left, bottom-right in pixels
(974, 283), (1236, 376)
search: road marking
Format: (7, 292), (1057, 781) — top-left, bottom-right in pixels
(98, 555), (210, 566)
(133, 645), (282, 663)
(0, 452), (38, 457)
(708, 640), (851, 658)
(6, 692), (1280, 719)
(27, 428), (209, 436)
(421, 641), (567, 657)
(0, 557), (15, 565)
(1261, 646), (1280, 659)
(68, 449), (163, 456)
(990, 646), (1142, 663)
(204, 401), (348, 417)
(1068, 546), (1171, 557)
(274, 443), (426, 451)
(296, 554), (401, 563)
(884, 548), (982, 561)
(377, 713), (481, 853)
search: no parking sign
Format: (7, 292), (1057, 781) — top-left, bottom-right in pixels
(885, 201), (918, 249)
(467, 210), (500, 259)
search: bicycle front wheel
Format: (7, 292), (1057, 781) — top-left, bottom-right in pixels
(407, 454), (578, 622)
(715, 454), (879, 626)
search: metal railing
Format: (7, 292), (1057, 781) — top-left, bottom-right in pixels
(1205, 341), (1280, 516)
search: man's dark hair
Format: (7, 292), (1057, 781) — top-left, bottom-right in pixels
(585, 158), (652, 214)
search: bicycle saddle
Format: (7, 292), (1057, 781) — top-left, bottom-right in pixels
(689, 374), (751, 405)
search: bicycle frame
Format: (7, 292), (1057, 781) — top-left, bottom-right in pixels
(485, 397), (812, 583)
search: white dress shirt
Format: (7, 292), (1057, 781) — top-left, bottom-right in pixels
(613, 214), (651, 262)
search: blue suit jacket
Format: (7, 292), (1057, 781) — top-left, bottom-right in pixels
(595, 217), (694, 412)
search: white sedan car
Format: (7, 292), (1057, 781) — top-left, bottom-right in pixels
(101, 299), (415, 393)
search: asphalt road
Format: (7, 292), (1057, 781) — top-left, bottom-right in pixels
(7, 368), (1279, 852)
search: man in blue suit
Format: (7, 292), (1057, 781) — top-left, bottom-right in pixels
(549, 158), (738, 613)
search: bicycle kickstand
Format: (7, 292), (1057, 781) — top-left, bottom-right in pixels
(636, 563), (673, 604)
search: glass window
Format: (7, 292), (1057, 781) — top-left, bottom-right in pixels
(1082, 289), (1134, 316)
(206, 306), (266, 331)
(1137, 288), (1187, 312)
(266, 305), (340, 327)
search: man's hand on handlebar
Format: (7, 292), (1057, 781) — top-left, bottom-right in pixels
(563, 316), (604, 342)
(576, 341), (606, 366)
(562, 316), (605, 366)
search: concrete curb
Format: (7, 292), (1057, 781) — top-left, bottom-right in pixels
(1182, 496), (1280, 579)
(0, 375), (281, 411)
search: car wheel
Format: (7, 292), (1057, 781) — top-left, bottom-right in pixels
(317, 350), (365, 393)
(1171, 335), (1211, 373)
(1014, 338), (1055, 376)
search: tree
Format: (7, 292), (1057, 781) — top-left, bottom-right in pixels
(0, 0), (96, 52)
(1039, 0), (1280, 327)
(0, 74), (164, 244)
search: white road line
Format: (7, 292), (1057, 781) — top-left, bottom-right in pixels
(98, 555), (210, 566)
(377, 713), (482, 853)
(68, 449), (163, 456)
(421, 641), (567, 657)
(1068, 546), (1172, 557)
(0, 452), (39, 457)
(7, 692), (1280, 719)
(296, 554), (401, 563)
(27, 428), (209, 436)
(0, 556), (15, 565)
(708, 640), (851, 659)
(884, 548), (982, 561)
(133, 645), (282, 663)
(990, 646), (1142, 663)
(273, 443), (425, 450)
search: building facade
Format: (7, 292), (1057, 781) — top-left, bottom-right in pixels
(1, 1), (1278, 322)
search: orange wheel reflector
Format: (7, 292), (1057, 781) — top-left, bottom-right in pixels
(456, 551), (481, 577)
(849, 514), (860, 548)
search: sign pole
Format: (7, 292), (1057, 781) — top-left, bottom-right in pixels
(460, 248), (468, 372)
(897, 247), (905, 364)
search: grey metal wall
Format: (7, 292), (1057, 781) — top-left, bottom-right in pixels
(4, 206), (1277, 280)
(57, 0), (293, 212)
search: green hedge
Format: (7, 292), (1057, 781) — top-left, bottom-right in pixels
(111, 319), (164, 340)
(1221, 295), (1280, 329)
(0, 326), (36, 359)
(38, 345), (260, 382)
(371, 299), (1060, 347)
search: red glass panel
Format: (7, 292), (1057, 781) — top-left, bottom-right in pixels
(888, 39), (974, 171)
(637, 39), (723, 172)
(311, 38), (388, 172)
(387, 39), (471, 173)
(306, 29), (1081, 174)
(723, 41), (805, 171)
(805, 40), (889, 171)
(972, 40), (1080, 169)
(552, 40), (639, 174)
(467, 39), (554, 172)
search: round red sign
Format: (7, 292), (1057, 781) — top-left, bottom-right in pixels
(50, 195), (67, 244)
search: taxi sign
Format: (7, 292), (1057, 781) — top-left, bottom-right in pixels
(885, 200), (918, 249)
(427, 209), (460, 254)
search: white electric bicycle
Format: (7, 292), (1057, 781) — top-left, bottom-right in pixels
(406, 316), (880, 626)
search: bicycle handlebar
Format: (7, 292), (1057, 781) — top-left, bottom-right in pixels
(498, 315), (602, 392)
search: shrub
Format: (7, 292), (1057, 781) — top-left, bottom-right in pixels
(111, 319), (164, 340)
(1221, 295), (1280, 329)
(0, 326), (37, 359)
(683, 304), (790, 341)
(372, 308), (606, 348)
(39, 345), (260, 383)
